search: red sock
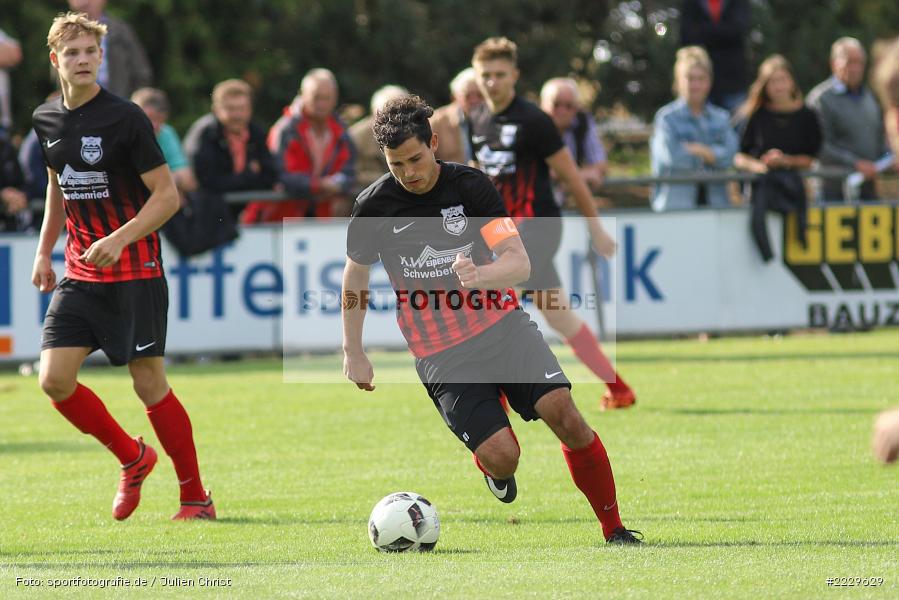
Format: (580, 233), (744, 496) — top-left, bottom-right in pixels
(52, 383), (139, 465)
(472, 427), (519, 478)
(567, 324), (629, 393)
(562, 431), (623, 539)
(145, 389), (206, 502)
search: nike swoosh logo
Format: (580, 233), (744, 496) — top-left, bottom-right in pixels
(472, 135), (487, 144)
(486, 478), (508, 499)
(47, 139), (62, 148)
(392, 222), (415, 234)
(178, 478), (193, 485)
(544, 370), (562, 379)
(603, 500), (617, 511)
(135, 341), (156, 351)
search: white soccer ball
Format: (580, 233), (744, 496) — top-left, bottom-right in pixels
(368, 492), (440, 552)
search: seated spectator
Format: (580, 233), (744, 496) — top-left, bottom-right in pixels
(431, 68), (483, 164)
(244, 68), (355, 222)
(807, 37), (890, 201)
(734, 55), (822, 261)
(540, 77), (608, 205)
(131, 87), (197, 195)
(0, 134), (28, 232)
(349, 84), (408, 189)
(183, 78), (278, 221)
(650, 46), (738, 211)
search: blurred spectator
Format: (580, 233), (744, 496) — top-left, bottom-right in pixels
(349, 84), (408, 189)
(871, 37), (899, 464)
(245, 68), (355, 222)
(0, 28), (22, 137)
(67, 0), (153, 98)
(0, 134), (29, 232)
(650, 46), (738, 211)
(807, 37), (890, 201)
(540, 77), (608, 205)
(183, 79), (278, 221)
(680, 0), (750, 114)
(431, 67), (483, 164)
(734, 55), (822, 261)
(131, 87), (197, 195)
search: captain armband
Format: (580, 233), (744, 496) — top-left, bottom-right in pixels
(480, 217), (519, 250)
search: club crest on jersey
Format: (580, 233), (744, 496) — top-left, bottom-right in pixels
(500, 124), (519, 147)
(441, 205), (467, 236)
(80, 136), (103, 165)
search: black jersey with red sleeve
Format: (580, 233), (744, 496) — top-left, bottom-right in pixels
(347, 161), (521, 358)
(32, 88), (167, 282)
(468, 96), (565, 219)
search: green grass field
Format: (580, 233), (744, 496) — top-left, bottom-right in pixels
(1, 331), (898, 599)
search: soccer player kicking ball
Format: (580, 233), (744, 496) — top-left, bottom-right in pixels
(31, 13), (214, 520)
(469, 37), (635, 411)
(342, 95), (641, 544)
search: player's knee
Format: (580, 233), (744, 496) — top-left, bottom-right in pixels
(38, 371), (76, 401)
(480, 443), (520, 479)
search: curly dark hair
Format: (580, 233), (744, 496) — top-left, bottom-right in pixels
(371, 94), (434, 150)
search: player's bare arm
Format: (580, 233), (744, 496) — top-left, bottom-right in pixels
(342, 257), (375, 391)
(545, 147), (617, 258)
(452, 232), (529, 289)
(80, 164), (179, 268)
(31, 167), (66, 292)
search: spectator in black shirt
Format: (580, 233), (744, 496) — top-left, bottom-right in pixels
(734, 55), (821, 261)
(735, 55), (822, 175)
(183, 79), (278, 221)
(680, 0), (751, 114)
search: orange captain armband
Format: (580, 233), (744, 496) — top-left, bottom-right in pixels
(480, 217), (520, 249)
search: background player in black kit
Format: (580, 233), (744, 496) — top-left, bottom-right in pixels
(342, 95), (641, 544)
(469, 37), (637, 411)
(31, 13), (214, 521)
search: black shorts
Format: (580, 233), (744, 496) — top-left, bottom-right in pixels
(415, 309), (571, 451)
(518, 216), (562, 291)
(41, 277), (168, 366)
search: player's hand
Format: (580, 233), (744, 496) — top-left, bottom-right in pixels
(855, 160), (878, 179)
(344, 350), (375, 391)
(588, 218), (617, 258)
(872, 408), (899, 464)
(79, 235), (126, 268)
(683, 142), (715, 165)
(31, 254), (57, 293)
(452, 253), (480, 288)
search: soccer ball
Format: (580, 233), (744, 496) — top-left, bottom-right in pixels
(368, 492), (440, 552)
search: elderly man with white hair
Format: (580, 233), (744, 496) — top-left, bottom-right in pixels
(807, 37), (891, 201)
(349, 84), (409, 188)
(431, 67), (484, 164)
(540, 77), (608, 203)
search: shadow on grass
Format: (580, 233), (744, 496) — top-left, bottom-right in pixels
(621, 351), (899, 364)
(646, 407), (878, 417)
(650, 540), (899, 549)
(0, 441), (92, 454)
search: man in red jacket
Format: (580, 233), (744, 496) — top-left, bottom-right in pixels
(243, 68), (356, 222)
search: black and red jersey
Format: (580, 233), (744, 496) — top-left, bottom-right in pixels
(347, 161), (520, 358)
(32, 88), (167, 282)
(468, 95), (565, 219)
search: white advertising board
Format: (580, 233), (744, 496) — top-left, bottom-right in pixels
(2, 205), (897, 363)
